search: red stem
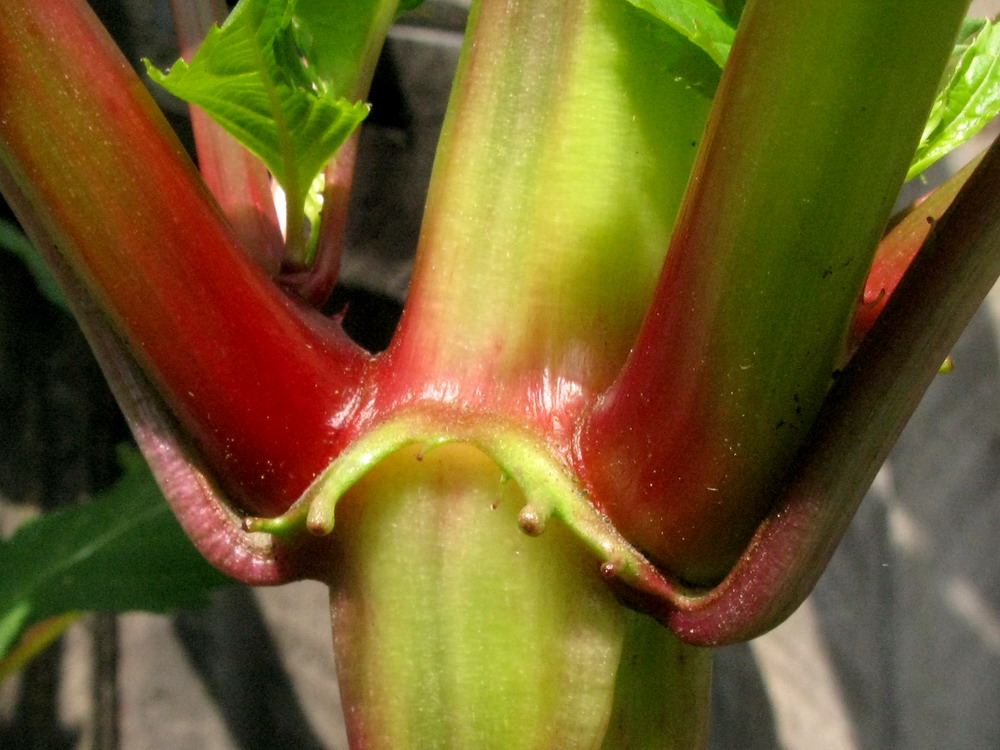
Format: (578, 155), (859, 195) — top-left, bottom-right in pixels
(575, 0), (965, 585)
(0, 0), (370, 517)
(1, 169), (317, 582)
(846, 153), (983, 356)
(637, 136), (1000, 645)
(169, 0), (285, 275)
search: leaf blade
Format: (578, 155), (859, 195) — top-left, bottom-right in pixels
(0, 447), (232, 659)
(145, 0), (369, 204)
(0, 219), (68, 310)
(624, 0), (737, 67)
(909, 18), (1000, 180)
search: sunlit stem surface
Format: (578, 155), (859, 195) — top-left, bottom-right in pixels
(377, 0), (711, 433)
(580, 0), (970, 584)
(328, 444), (712, 749)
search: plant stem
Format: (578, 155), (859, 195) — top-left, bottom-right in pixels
(328, 443), (712, 749)
(283, 0), (400, 298)
(169, 0), (285, 275)
(671, 134), (1000, 643)
(376, 0), (711, 436)
(602, 611), (712, 750)
(847, 151), (984, 354)
(579, 0), (971, 585)
(0, 0), (369, 516)
(628, 137), (1000, 646)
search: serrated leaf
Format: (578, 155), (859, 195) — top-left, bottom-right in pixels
(908, 18), (1000, 180)
(0, 219), (68, 311)
(0, 446), (232, 659)
(146, 0), (368, 207)
(625, 0), (737, 68)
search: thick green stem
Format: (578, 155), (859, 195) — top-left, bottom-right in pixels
(329, 445), (625, 749)
(662, 135), (1000, 644)
(602, 611), (712, 750)
(327, 443), (712, 749)
(377, 0), (711, 433)
(0, 0), (369, 516)
(580, 0), (970, 584)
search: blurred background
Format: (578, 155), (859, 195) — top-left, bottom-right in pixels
(2, 1), (999, 748)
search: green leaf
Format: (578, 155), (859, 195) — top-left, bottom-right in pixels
(908, 18), (1000, 180)
(721, 0), (745, 23)
(0, 446), (232, 659)
(0, 219), (68, 311)
(145, 0), (368, 209)
(293, 0), (402, 98)
(624, 0), (737, 67)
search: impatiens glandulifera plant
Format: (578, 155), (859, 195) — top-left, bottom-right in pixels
(3, 0), (1000, 746)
